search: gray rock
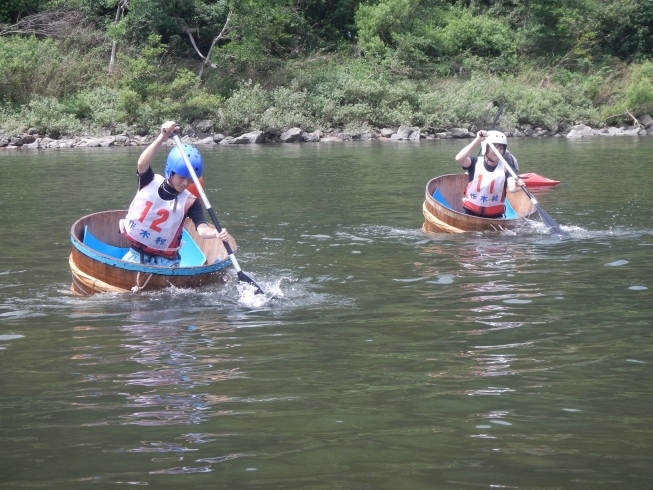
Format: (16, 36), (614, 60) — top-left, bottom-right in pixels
(435, 132), (451, 139)
(449, 127), (470, 138)
(523, 128), (534, 136)
(380, 128), (396, 137)
(571, 124), (593, 136)
(9, 137), (23, 146)
(182, 125), (195, 137)
(607, 127), (623, 135)
(639, 114), (653, 128)
(511, 129), (524, 137)
(623, 128), (641, 136)
(521, 123), (533, 131)
(302, 130), (321, 142)
(213, 133), (225, 143)
(0, 138), (8, 147)
(280, 127), (304, 143)
(195, 136), (215, 145)
(219, 136), (236, 145)
(395, 125), (413, 139)
(115, 135), (129, 145)
(27, 127), (39, 135)
(333, 132), (353, 141)
(85, 138), (103, 147)
(25, 138), (41, 149)
(232, 130), (265, 144)
(566, 129), (584, 138)
(193, 119), (214, 133)
(20, 134), (36, 144)
(100, 137), (115, 147)
(408, 129), (421, 141)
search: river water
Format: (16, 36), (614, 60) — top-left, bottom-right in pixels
(0, 137), (651, 489)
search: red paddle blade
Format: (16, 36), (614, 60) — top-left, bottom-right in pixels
(187, 177), (205, 198)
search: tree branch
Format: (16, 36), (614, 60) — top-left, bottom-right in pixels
(183, 10), (232, 78)
(605, 109), (640, 126)
(108, 0), (129, 74)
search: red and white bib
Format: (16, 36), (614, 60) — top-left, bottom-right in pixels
(463, 158), (507, 216)
(123, 174), (192, 253)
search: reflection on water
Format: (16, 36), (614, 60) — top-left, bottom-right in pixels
(0, 139), (652, 488)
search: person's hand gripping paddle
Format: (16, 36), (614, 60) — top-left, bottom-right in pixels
(172, 134), (265, 294)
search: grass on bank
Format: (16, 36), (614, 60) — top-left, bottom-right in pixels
(1, 31), (652, 139)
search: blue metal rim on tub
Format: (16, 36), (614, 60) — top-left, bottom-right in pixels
(71, 237), (232, 276)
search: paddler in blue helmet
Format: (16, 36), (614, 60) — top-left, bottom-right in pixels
(455, 130), (525, 218)
(120, 120), (231, 266)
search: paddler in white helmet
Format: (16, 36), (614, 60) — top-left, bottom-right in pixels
(454, 130), (525, 218)
(120, 120), (231, 266)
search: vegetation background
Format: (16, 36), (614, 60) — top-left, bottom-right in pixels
(2, 0), (653, 138)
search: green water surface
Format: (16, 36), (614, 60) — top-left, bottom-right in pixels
(0, 137), (651, 489)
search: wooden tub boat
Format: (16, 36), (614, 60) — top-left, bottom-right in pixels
(422, 174), (536, 234)
(70, 210), (236, 295)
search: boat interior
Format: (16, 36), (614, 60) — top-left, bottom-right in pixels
(71, 210), (228, 267)
(430, 179), (519, 219)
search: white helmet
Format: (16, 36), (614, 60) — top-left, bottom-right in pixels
(481, 130), (508, 155)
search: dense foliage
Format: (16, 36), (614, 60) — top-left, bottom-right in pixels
(1, 0), (653, 137)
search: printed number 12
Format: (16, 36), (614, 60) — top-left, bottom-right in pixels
(138, 201), (170, 232)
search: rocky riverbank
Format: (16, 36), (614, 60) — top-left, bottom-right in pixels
(3, 116), (653, 150)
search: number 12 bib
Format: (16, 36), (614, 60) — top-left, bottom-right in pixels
(124, 174), (190, 252)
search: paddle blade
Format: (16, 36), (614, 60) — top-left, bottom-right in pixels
(187, 177), (205, 198)
(237, 270), (265, 294)
(535, 204), (568, 238)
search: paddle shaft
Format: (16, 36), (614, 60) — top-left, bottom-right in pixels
(487, 141), (566, 235)
(171, 135), (264, 291)
(487, 142), (535, 200)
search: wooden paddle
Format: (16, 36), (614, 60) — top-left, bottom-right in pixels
(487, 141), (567, 237)
(172, 134), (265, 293)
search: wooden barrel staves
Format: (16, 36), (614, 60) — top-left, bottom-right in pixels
(69, 210), (236, 295)
(422, 174), (536, 234)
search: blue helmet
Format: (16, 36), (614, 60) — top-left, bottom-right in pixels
(165, 144), (203, 179)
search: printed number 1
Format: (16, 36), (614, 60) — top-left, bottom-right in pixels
(476, 175), (496, 194)
(137, 200), (170, 232)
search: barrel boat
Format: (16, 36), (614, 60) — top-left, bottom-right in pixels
(422, 174), (536, 234)
(70, 210), (235, 295)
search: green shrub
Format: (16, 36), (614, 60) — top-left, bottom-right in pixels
(25, 97), (81, 138)
(71, 86), (121, 129)
(0, 35), (107, 104)
(621, 62), (653, 115)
